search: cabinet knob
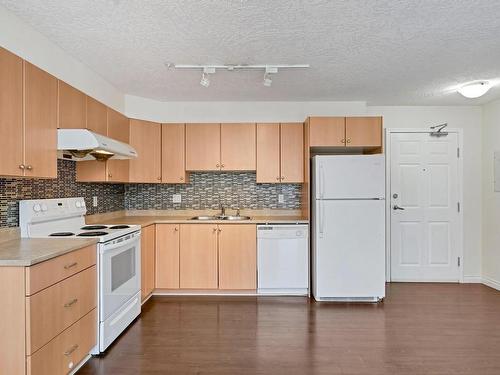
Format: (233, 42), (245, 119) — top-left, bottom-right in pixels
(281, 176), (285, 180)
(218, 228), (222, 233)
(276, 177), (280, 181)
(26, 165), (33, 171)
(174, 227), (179, 232)
(216, 164), (220, 168)
(18, 164), (25, 170)
(341, 139), (346, 144)
(157, 177), (161, 181)
(221, 164), (225, 168)
(108, 173), (112, 178)
(213, 228), (217, 233)
(180, 176), (184, 181)
(346, 138), (351, 144)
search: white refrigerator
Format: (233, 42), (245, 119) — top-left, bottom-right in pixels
(312, 155), (386, 301)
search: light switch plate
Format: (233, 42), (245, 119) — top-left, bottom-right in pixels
(92, 196), (98, 207)
(278, 194), (285, 204)
(172, 194), (182, 203)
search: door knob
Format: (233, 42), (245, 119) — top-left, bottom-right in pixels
(393, 205), (405, 210)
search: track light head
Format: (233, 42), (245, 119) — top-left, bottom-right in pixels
(200, 72), (210, 87)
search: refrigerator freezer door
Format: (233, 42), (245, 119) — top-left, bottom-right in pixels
(313, 199), (385, 300)
(313, 155), (385, 199)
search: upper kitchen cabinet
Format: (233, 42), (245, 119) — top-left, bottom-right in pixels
(256, 123), (304, 183)
(309, 117), (345, 147)
(220, 123), (256, 170)
(86, 96), (107, 135)
(0, 50), (57, 179)
(129, 119), (162, 183)
(186, 123), (257, 171)
(107, 108), (130, 143)
(185, 123), (221, 171)
(280, 123), (304, 183)
(24, 62), (58, 178)
(162, 123), (189, 183)
(0, 47), (23, 177)
(256, 123), (280, 183)
(58, 80), (86, 129)
(345, 117), (382, 148)
(308, 116), (383, 152)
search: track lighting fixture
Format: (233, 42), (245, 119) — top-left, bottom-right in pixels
(170, 64), (310, 88)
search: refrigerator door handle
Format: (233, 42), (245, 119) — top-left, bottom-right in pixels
(319, 163), (325, 199)
(319, 200), (324, 238)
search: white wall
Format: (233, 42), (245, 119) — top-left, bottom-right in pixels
(0, 5), (125, 112)
(481, 99), (500, 289)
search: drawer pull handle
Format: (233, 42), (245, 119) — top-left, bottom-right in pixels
(64, 262), (78, 270)
(64, 344), (79, 356)
(64, 298), (78, 308)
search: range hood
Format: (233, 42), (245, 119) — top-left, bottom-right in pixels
(57, 129), (138, 161)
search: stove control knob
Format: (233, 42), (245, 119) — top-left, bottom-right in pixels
(41, 204), (48, 212)
(33, 204), (41, 212)
(76, 201), (82, 208)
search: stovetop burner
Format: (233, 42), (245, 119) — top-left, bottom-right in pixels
(77, 231), (109, 237)
(81, 225), (108, 230)
(49, 232), (75, 237)
(109, 225), (131, 229)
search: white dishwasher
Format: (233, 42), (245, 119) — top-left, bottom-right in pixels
(257, 225), (309, 295)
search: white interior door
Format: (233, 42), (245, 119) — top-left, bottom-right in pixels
(390, 132), (460, 282)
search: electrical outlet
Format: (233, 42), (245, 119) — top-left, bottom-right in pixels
(92, 196), (98, 207)
(172, 194), (182, 203)
(278, 194), (285, 204)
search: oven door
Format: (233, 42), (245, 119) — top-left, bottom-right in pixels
(99, 231), (141, 321)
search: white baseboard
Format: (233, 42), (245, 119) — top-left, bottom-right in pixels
(482, 276), (500, 291)
(463, 276), (482, 283)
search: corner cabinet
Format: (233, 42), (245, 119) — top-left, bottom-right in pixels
(256, 122), (304, 183)
(185, 123), (256, 171)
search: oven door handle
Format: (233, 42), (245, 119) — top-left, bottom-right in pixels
(101, 232), (140, 252)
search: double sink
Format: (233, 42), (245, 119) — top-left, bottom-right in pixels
(191, 215), (251, 221)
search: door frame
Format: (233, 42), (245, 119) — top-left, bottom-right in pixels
(385, 128), (464, 283)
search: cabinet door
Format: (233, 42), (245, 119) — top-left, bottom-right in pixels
(345, 117), (382, 147)
(280, 123), (304, 183)
(309, 117), (345, 147)
(106, 109), (130, 182)
(156, 224), (180, 289)
(107, 108), (129, 143)
(58, 81), (86, 129)
(75, 160), (107, 182)
(220, 123), (256, 171)
(218, 225), (256, 290)
(0, 48), (23, 177)
(185, 123), (220, 171)
(129, 119), (161, 183)
(141, 225), (156, 301)
(256, 123), (281, 183)
(86, 96), (107, 135)
(24, 62), (58, 178)
(162, 123), (189, 183)
(179, 225), (218, 289)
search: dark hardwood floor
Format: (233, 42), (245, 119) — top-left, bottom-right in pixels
(79, 283), (500, 375)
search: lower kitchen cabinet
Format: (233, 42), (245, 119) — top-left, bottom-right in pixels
(155, 224), (180, 289)
(141, 225), (156, 301)
(218, 224), (256, 290)
(0, 244), (97, 375)
(179, 224), (218, 289)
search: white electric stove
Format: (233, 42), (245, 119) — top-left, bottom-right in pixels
(19, 197), (142, 354)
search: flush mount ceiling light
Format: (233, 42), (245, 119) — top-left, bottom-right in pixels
(171, 64), (310, 87)
(457, 81), (491, 98)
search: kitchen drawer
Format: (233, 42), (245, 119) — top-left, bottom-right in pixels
(26, 245), (96, 295)
(26, 266), (97, 355)
(27, 309), (96, 375)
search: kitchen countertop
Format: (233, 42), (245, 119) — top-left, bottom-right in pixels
(95, 215), (309, 227)
(0, 238), (98, 267)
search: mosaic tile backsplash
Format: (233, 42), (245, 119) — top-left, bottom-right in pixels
(124, 172), (302, 210)
(0, 160), (125, 228)
(1, 161), (302, 228)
